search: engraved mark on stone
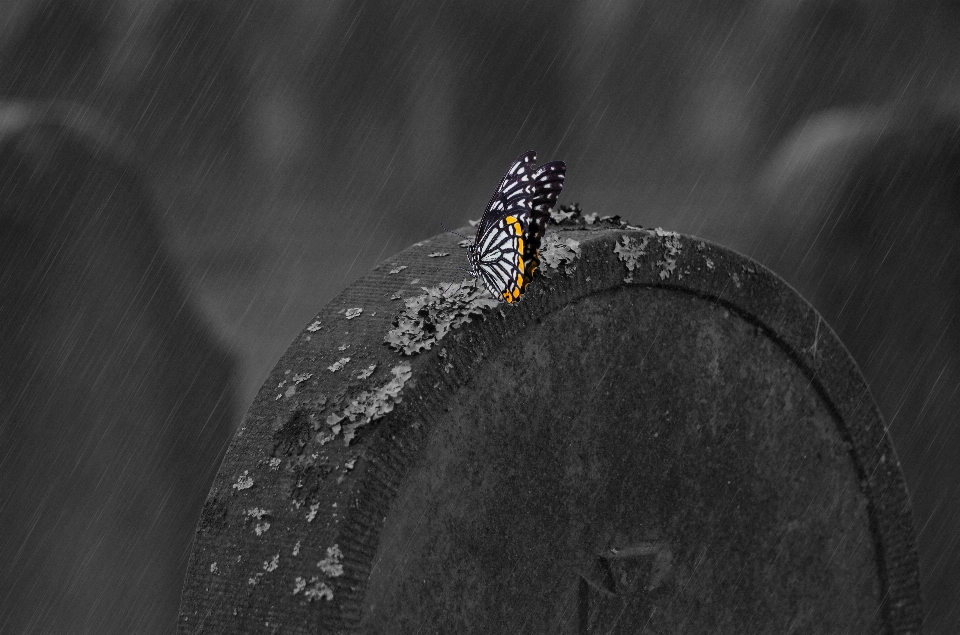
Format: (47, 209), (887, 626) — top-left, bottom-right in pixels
(576, 541), (674, 633)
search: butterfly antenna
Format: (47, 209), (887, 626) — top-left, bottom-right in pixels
(440, 222), (470, 241)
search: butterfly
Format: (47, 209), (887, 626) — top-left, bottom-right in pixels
(464, 151), (566, 303)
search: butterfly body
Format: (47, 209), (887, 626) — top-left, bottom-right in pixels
(466, 151), (566, 303)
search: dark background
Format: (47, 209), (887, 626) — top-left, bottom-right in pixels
(0, 0), (958, 632)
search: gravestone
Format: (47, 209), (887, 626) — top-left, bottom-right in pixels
(178, 208), (921, 633)
(0, 102), (236, 635)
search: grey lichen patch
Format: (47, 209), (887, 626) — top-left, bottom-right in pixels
(307, 320), (322, 332)
(388, 265), (408, 274)
(316, 430), (335, 446)
(317, 544), (344, 577)
(655, 228), (682, 280)
(293, 576), (333, 601)
(384, 280), (498, 355)
(345, 307), (363, 320)
(540, 235), (582, 275)
(232, 470), (254, 491)
(355, 363), (377, 380)
(283, 372), (314, 399)
(264, 554), (280, 572)
(427, 252), (449, 258)
(245, 507), (273, 535)
(548, 203), (645, 230)
(549, 204), (579, 224)
(323, 362), (413, 445)
(327, 357), (351, 372)
(614, 234), (651, 282)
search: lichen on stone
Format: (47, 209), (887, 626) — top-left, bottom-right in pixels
(294, 576), (334, 601)
(354, 363), (377, 380)
(384, 280), (498, 355)
(540, 235), (582, 275)
(614, 234), (650, 282)
(245, 507), (272, 535)
(547, 203), (643, 230)
(656, 228), (683, 280)
(292, 372), (312, 384)
(322, 363), (413, 445)
(317, 544), (344, 577)
(549, 204), (580, 224)
(231, 470), (254, 491)
(327, 357), (350, 372)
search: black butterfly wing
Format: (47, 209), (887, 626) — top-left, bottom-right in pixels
(521, 159), (566, 281)
(530, 160), (566, 212)
(476, 151), (538, 239)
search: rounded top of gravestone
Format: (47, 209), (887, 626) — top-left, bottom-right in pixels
(179, 206), (921, 634)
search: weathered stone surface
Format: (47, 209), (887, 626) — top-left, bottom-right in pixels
(757, 111), (960, 632)
(179, 213), (920, 633)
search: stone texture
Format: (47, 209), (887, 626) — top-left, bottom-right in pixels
(179, 216), (920, 633)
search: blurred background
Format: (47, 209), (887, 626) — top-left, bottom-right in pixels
(0, 0), (958, 632)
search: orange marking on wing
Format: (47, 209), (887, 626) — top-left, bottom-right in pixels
(505, 215), (517, 225)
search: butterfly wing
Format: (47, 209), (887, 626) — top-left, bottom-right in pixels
(475, 151), (538, 239)
(523, 160), (566, 280)
(472, 213), (531, 304)
(470, 151), (567, 303)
